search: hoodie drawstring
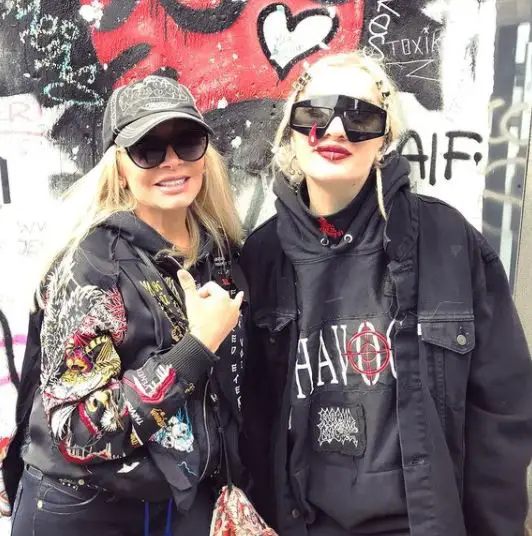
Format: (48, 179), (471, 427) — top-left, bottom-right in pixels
(144, 499), (173, 536)
(144, 502), (150, 536)
(164, 498), (173, 536)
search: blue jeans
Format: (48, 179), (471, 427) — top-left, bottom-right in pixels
(10, 465), (172, 536)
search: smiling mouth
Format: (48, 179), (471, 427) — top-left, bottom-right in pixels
(156, 177), (189, 187)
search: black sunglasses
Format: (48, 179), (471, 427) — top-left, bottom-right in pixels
(126, 128), (208, 169)
(290, 94), (387, 143)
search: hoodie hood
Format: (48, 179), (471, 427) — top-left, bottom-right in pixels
(100, 211), (214, 261)
(273, 151), (411, 263)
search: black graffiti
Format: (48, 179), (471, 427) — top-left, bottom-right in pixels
(0, 308), (19, 391)
(101, 42), (152, 88)
(97, 0), (248, 34)
(398, 130), (483, 184)
(48, 43), (153, 170)
(99, 0), (138, 32)
(366, 0), (401, 61)
(386, 31), (441, 58)
(48, 173), (82, 196)
(465, 35), (479, 79)
(0, 157), (10, 204)
(257, 4), (339, 80)
(160, 0), (246, 33)
(360, 0), (444, 110)
(444, 131), (483, 179)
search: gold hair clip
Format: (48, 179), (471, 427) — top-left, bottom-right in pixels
(376, 80), (391, 109)
(292, 71), (311, 93)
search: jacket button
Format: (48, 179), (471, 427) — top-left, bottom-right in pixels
(291, 508), (301, 519)
(456, 334), (467, 346)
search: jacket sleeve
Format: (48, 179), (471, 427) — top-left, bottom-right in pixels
(239, 239), (277, 525)
(463, 231), (532, 535)
(40, 260), (216, 465)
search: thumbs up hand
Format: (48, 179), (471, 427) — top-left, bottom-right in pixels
(177, 270), (244, 353)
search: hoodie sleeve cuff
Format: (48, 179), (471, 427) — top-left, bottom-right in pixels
(159, 333), (219, 384)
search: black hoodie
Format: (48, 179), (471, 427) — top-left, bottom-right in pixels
(273, 153), (411, 535)
(7, 212), (246, 514)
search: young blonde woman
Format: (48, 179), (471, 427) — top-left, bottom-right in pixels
(3, 75), (247, 536)
(241, 52), (532, 536)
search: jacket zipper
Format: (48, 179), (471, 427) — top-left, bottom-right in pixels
(199, 378), (212, 481)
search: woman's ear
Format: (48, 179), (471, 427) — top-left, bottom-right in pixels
(115, 148), (128, 189)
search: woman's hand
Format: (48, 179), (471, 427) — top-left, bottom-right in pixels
(177, 270), (244, 353)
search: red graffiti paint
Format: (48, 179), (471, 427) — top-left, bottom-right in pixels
(83, 0), (364, 111)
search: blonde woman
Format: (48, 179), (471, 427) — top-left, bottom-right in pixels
(3, 75), (247, 536)
(240, 52), (532, 536)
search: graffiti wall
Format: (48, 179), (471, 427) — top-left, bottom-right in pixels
(1, 0), (525, 527)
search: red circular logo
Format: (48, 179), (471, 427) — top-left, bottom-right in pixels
(346, 322), (391, 379)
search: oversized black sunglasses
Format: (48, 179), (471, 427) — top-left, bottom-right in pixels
(126, 128), (209, 169)
(290, 94), (387, 143)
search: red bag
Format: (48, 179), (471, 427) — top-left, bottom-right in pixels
(210, 485), (278, 536)
(0, 436), (12, 517)
(206, 371), (277, 535)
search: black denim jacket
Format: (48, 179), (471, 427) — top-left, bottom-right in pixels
(240, 189), (532, 536)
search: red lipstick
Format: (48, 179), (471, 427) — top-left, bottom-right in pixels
(315, 144), (351, 161)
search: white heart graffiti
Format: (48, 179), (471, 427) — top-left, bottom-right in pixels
(258, 4), (337, 79)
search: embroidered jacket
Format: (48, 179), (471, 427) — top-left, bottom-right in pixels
(3, 212), (247, 508)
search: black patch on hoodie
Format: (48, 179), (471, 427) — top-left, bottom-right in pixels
(311, 402), (366, 457)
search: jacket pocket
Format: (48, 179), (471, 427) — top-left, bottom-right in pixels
(35, 476), (102, 515)
(254, 309), (294, 335)
(419, 319), (475, 355)
(419, 318), (475, 499)
(419, 318), (475, 415)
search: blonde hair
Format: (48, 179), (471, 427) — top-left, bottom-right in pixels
(272, 50), (403, 219)
(35, 143), (242, 306)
